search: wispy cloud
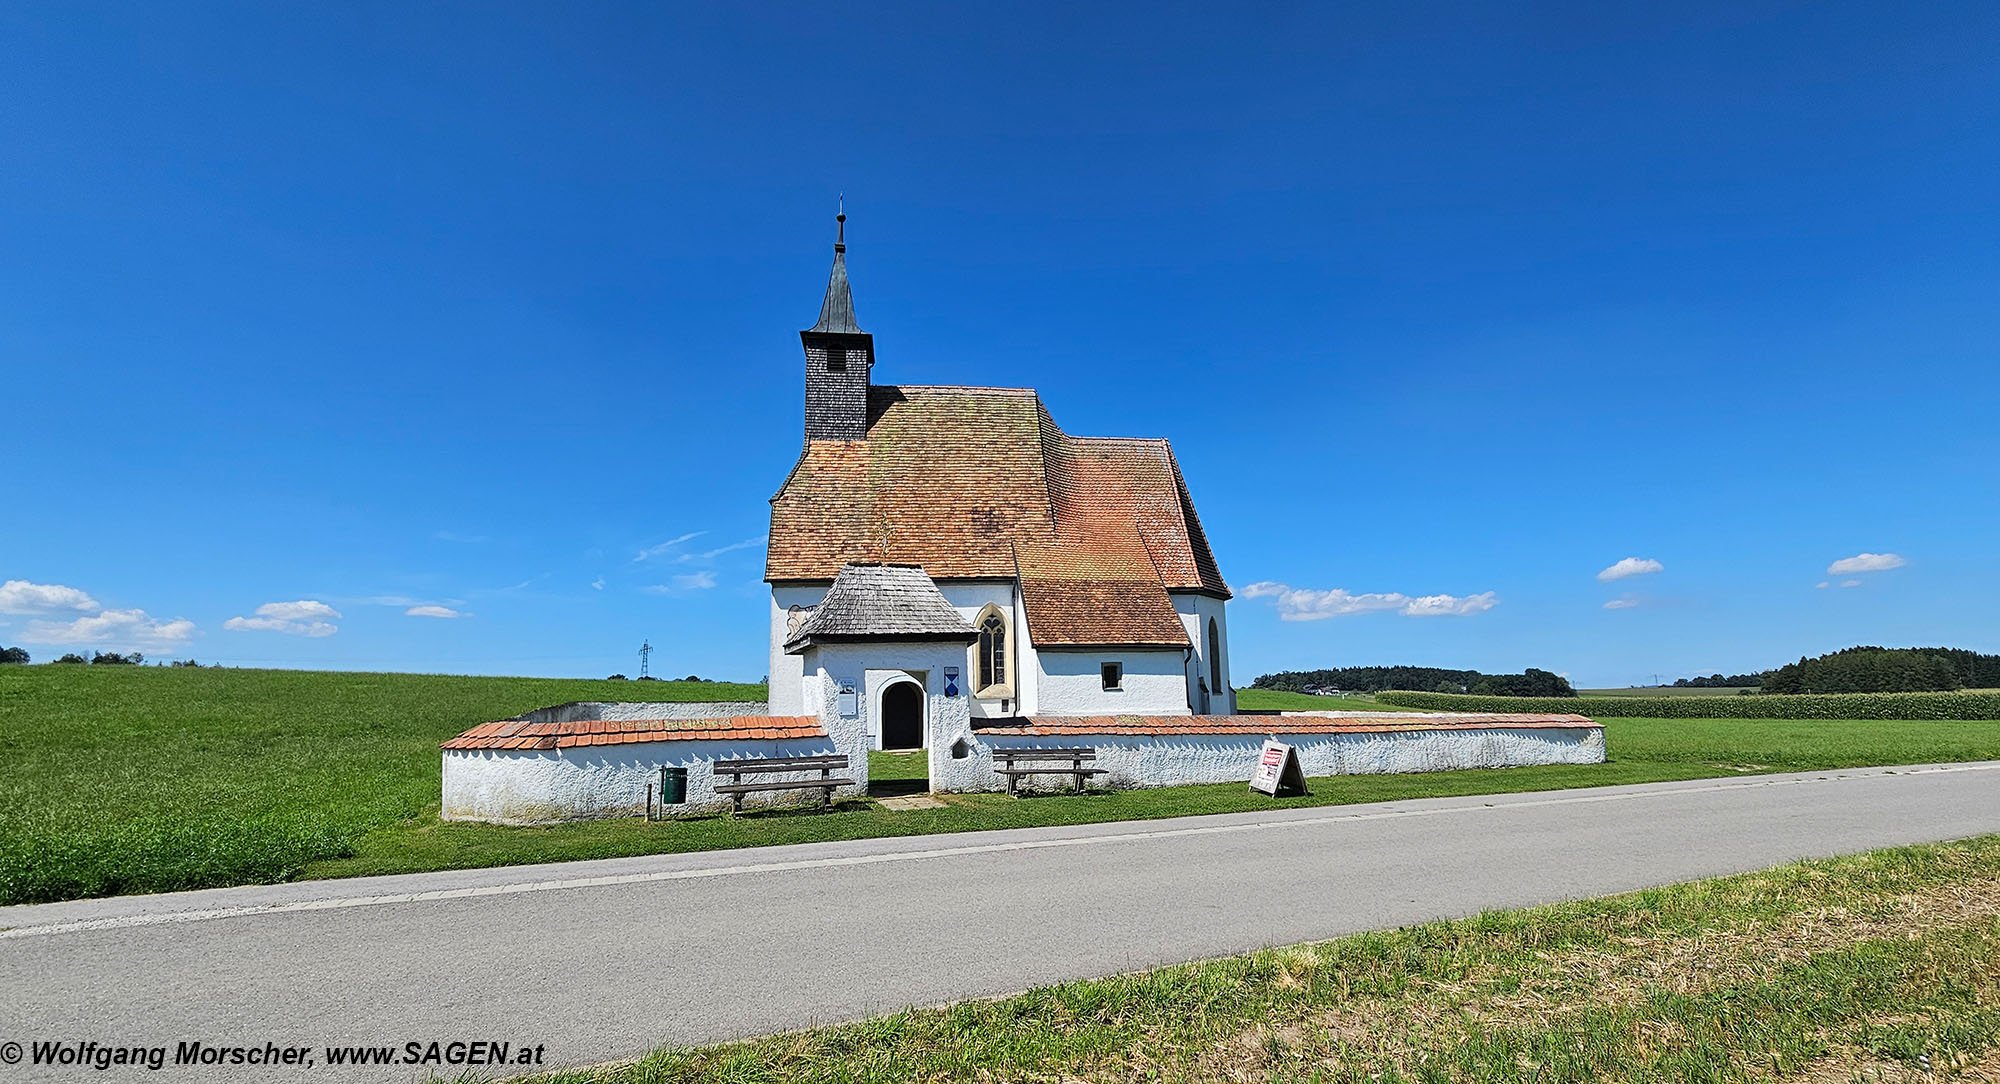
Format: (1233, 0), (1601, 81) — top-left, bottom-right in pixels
(590, 577), (606, 591)
(1597, 557), (1664, 582)
(1603, 597), (1641, 610)
(678, 538), (764, 562)
(1242, 581), (1498, 620)
(432, 531), (490, 544)
(1828, 552), (1905, 575)
(405, 605), (467, 619)
(224, 600), (341, 637)
(635, 532), (706, 562)
(29, 608), (199, 648)
(643, 571), (719, 595)
(0, 580), (100, 615)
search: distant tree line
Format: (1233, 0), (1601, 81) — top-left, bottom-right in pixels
(0, 646), (28, 665)
(1761, 646), (2000, 694)
(1252, 666), (1576, 697)
(1668, 672), (1770, 688)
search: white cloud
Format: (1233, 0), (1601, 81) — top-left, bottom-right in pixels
(1816, 581), (1831, 590)
(1828, 552), (1905, 575)
(25, 608), (198, 649)
(1242, 581), (1498, 620)
(1603, 597), (1640, 610)
(0, 580), (100, 615)
(590, 577), (606, 591)
(678, 538), (765, 562)
(635, 532), (706, 562)
(1596, 557), (1664, 582)
(224, 600), (340, 637)
(405, 605), (466, 619)
(1841, 579), (1863, 589)
(642, 570), (719, 595)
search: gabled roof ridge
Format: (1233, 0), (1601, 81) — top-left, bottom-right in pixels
(878, 383), (1040, 397)
(1070, 434), (1173, 447)
(1162, 446), (1230, 598)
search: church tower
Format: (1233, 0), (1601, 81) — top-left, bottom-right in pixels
(800, 205), (874, 441)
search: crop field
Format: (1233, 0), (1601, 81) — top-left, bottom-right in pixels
(534, 836), (2000, 1083)
(4, 666), (1998, 906)
(1580, 686), (1757, 697)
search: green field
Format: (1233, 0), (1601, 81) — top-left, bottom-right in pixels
(528, 836), (2000, 1083)
(1233, 687), (1415, 712)
(1580, 686), (1757, 697)
(4, 665), (1999, 906)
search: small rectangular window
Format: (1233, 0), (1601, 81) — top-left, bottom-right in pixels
(826, 347), (846, 372)
(1100, 662), (1123, 691)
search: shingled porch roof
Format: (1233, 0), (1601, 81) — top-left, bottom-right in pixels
(784, 562), (978, 652)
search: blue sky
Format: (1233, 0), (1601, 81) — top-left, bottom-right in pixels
(4, 2), (1995, 686)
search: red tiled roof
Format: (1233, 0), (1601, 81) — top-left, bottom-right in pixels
(767, 385), (1228, 647)
(442, 716), (825, 751)
(993, 713), (1600, 737)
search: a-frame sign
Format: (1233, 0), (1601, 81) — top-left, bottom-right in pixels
(1249, 739), (1308, 798)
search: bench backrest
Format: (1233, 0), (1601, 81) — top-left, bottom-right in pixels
(991, 747), (1097, 763)
(713, 755), (849, 776)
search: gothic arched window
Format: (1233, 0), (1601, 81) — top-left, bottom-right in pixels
(975, 605), (1009, 695)
(1207, 617), (1223, 692)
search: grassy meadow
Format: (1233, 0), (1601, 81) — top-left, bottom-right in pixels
(519, 835), (2000, 1084)
(0, 666), (761, 905)
(4, 665), (2000, 906)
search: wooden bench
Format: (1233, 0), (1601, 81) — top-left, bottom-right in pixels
(712, 754), (855, 813)
(992, 747), (1105, 795)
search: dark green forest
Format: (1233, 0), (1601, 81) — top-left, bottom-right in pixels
(1761, 646), (2000, 694)
(1251, 666), (1575, 697)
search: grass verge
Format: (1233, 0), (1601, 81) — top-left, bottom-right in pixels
(511, 835), (2000, 1083)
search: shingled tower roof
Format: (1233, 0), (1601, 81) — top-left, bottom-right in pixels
(807, 203), (862, 334)
(783, 562), (978, 652)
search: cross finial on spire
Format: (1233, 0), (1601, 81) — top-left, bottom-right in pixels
(835, 194), (846, 252)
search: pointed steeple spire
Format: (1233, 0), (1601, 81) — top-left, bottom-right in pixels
(809, 197), (863, 334)
(799, 198), (875, 442)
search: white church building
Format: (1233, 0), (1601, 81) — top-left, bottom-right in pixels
(439, 216), (1603, 822)
(765, 209), (1235, 749)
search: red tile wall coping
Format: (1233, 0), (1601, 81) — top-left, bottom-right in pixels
(443, 716), (827, 751)
(995, 712), (1600, 737)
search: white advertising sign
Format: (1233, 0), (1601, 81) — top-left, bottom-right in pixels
(1249, 739), (1306, 797)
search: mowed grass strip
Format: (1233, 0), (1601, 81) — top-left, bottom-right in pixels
(512, 836), (2000, 1084)
(6, 665), (2000, 905)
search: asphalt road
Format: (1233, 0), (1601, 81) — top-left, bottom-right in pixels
(5, 762), (1999, 1083)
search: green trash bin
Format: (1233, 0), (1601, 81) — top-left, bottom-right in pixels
(658, 765), (688, 806)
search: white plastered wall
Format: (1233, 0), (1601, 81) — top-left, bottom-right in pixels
(798, 641), (974, 769)
(1036, 648), (1191, 716)
(928, 720), (1606, 794)
(768, 583), (829, 715)
(443, 734), (848, 823)
(1172, 592), (1234, 715)
(934, 580), (1030, 718)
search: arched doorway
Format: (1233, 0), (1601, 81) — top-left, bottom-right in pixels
(880, 680), (924, 750)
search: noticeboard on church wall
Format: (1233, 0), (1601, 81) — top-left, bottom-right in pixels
(1249, 739), (1307, 797)
(836, 679), (858, 718)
